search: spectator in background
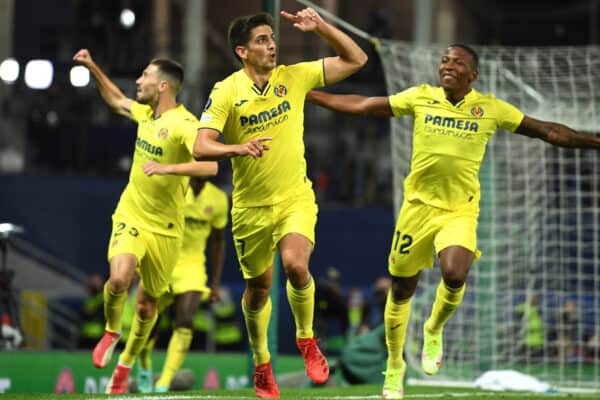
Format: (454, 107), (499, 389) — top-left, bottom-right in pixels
(78, 274), (106, 349)
(359, 277), (392, 334)
(212, 286), (244, 352)
(314, 267), (349, 355)
(514, 294), (545, 360)
(556, 299), (580, 363)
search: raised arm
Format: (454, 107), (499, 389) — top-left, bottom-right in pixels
(515, 116), (600, 149)
(307, 90), (393, 117)
(281, 7), (367, 85)
(193, 128), (271, 161)
(142, 160), (218, 177)
(208, 226), (225, 302)
(73, 49), (133, 119)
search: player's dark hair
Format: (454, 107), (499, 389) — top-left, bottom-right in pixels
(150, 58), (184, 93)
(449, 43), (479, 70)
(228, 12), (273, 63)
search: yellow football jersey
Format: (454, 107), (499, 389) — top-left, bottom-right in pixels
(389, 84), (524, 210)
(176, 181), (229, 269)
(199, 61), (325, 207)
(113, 102), (199, 237)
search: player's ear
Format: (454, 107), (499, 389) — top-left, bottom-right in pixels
(469, 68), (478, 83)
(158, 80), (169, 93)
(235, 45), (248, 61)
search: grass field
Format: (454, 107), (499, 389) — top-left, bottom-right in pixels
(6, 385), (600, 400)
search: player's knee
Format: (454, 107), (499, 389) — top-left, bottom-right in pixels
(283, 261), (309, 286)
(391, 283), (416, 301)
(244, 286), (270, 310)
(441, 266), (467, 288)
(108, 276), (130, 293)
(391, 274), (419, 301)
(136, 300), (157, 320)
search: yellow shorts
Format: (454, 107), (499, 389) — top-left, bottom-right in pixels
(169, 257), (210, 296)
(107, 216), (181, 299)
(387, 199), (482, 277)
(231, 190), (318, 279)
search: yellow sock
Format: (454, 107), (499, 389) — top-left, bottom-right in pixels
(385, 292), (411, 370)
(426, 280), (466, 334)
(242, 297), (272, 365)
(104, 282), (128, 333)
(286, 277), (315, 339)
(139, 333), (157, 369)
(119, 311), (158, 367)
(155, 327), (193, 388)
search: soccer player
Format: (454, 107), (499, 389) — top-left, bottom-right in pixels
(306, 44), (600, 399)
(72, 49), (260, 394)
(134, 174), (229, 393)
(193, 7), (368, 399)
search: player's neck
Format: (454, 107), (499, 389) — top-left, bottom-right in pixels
(153, 96), (178, 119)
(243, 65), (272, 90)
(444, 87), (472, 105)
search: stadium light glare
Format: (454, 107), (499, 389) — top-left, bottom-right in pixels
(0, 58), (19, 84)
(24, 60), (53, 90)
(120, 8), (135, 29)
(70, 65), (90, 87)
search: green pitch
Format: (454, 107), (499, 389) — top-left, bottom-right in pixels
(5, 385), (600, 400)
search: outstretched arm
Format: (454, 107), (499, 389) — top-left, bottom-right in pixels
(515, 116), (600, 149)
(307, 90), (393, 117)
(73, 49), (133, 119)
(193, 128), (271, 161)
(208, 227), (225, 302)
(142, 160), (218, 177)
(281, 7), (367, 85)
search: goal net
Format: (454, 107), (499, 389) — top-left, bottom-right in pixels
(378, 41), (600, 389)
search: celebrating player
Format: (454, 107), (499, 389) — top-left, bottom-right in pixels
(73, 48), (224, 394)
(307, 44), (600, 399)
(193, 7), (367, 399)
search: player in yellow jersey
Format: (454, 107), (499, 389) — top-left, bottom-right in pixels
(307, 44), (600, 399)
(192, 7), (367, 399)
(133, 172), (229, 393)
(72, 48), (260, 394)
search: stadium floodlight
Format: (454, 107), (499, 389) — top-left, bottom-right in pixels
(24, 59), (53, 90)
(70, 65), (90, 87)
(119, 8), (135, 29)
(0, 58), (19, 84)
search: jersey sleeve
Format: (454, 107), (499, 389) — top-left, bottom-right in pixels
(199, 81), (234, 134)
(388, 86), (420, 117)
(287, 60), (325, 91)
(130, 101), (151, 123)
(177, 117), (201, 154)
(495, 98), (525, 132)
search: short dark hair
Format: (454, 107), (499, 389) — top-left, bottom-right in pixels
(228, 12), (273, 63)
(150, 58), (184, 93)
(448, 43), (479, 70)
